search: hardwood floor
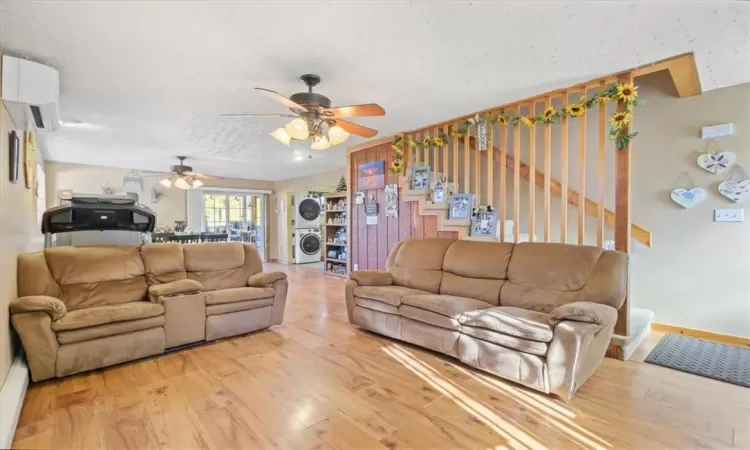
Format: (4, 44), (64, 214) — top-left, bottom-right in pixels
(12, 263), (750, 449)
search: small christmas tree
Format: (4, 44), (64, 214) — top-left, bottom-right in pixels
(335, 176), (347, 192)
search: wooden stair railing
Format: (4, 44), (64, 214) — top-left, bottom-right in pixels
(477, 139), (652, 247)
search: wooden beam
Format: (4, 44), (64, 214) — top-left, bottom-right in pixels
(513, 108), (521, 243)
(472, 137), (652, 247)
(543, 97), (552, 242)
(499, 121), (507, 242)
(614, 73), (633, 337)
(632, 52), (702, 97)
(578, 89), (586, 245)
(487, 113), (494, 208)
(528, 102), (536, 242)
(597, 81), (607, 247)
(560, 92), (569, 244)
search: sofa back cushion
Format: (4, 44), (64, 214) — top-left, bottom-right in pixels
(439, 240), (513, 305)
(140, 243), (187, 284)
(501, 243), (627, 313)
(385, 239), (453, 293)
(43, 246), (148, 311)
(183, 243), (262, 291)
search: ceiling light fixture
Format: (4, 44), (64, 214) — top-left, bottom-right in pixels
(191, 179), (204, 188)
(270, 127), (291, 145)
(328, 125), (350, 145)
(284, 118), (309, 140)
(311, 134), (331, 150)
(174, 178), (191, 190)
(159, 178), (172, 188)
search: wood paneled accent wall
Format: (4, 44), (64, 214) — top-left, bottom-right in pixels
(349, 141), (457, 271)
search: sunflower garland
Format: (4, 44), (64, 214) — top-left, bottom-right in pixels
(391, 81), (642, 162)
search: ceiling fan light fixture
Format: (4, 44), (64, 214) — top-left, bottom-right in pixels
(270, 127), (291, 145)
(191, 178), (204, 189)
(328, 125), (350, 145)
(159, 178), (172, 188)
(285, 118), (309, 140)
(174, 177), (191, 190)
(311, 135), (331, 150)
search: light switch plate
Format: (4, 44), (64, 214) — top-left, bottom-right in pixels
(701, 123), (734, 139)
(714, 209), (744, 222)
(353, 264), (359, 270)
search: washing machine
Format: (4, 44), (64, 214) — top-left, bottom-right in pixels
(294, 228), (322, 264)
(294, 192), (322, 228)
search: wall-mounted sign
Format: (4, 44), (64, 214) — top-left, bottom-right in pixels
(364, 203), (379, 216)
(358, 161), (385, 190)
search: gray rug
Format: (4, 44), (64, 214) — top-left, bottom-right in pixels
(645, 334), (750, 388)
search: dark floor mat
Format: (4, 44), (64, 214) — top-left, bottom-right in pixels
(645, 333), (749, 387)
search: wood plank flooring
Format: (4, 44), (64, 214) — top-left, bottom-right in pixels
(12, 263), (750, 449)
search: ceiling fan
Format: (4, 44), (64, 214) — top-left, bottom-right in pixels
(157, 156), (219, 190)
(222, 74), (385, 150)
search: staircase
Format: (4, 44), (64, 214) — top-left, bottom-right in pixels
(348, 52), (701, 360)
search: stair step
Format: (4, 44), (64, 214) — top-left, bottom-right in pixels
(442, 218), (471, 227)
(423, 202), (449, 211)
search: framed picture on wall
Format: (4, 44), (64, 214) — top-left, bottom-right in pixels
(470, 210), (497, 237)
(409, 164), (431, 191)
(358, 161), (385, 190)
(449, 193), (474, 220)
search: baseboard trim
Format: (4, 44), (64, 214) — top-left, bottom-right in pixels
(0, 350), (29, 449)
(652, 323), (750, 348)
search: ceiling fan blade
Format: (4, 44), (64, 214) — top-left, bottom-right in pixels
(183, 171), (220, 180)
(324, 103), (385, 118)
(221, 113), (298, 118)
(333, 119), (378, 138)
(254, 87), (308, 113)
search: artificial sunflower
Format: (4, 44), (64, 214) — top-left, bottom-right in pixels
(596, 95), (610, 104)
(617, 82), (638, 103)
(609, 111), (631, 128)
(391, 159), (403, 172)
(498, 114), (508, 126)
(543, 107), (557, 120)
(567, 103), (585, 117)
(433, 136), (445, 147)
(520, 116), (535, 127)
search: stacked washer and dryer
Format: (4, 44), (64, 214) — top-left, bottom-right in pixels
(293, 192), (323, 264)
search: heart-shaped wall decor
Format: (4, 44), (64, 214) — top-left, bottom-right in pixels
(670, 188), (707, 209)
(718, 180), (750, 203)
(697, 151), (736, 174)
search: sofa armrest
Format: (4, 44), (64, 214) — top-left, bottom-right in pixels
(349, 270), (393, 287)
(148, 279), (202, 303)
(549, 302), (618, 327)
(247, 271), (287, 287)
(11, 312), (59, 381)
(10, 296), (66, 321)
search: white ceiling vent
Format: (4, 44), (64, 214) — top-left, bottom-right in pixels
(2, 55), (60, 131)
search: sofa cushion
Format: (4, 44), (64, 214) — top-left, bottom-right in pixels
(399, 305), (461, 331)
(459, 306), (553, 342)
(386, 239), (454, 293)
(140, 243), (187, 284)
(355, 297), (399, 314)
(185, 243), (264, 291)
(501, 243), (628, 313)
(205, 287), (275, 305)
(51, 302), (164, 332)
(206, 298), (274, 316)
(401, 294), (493, 318)
(45, 246), (148, 310)
(460, 326), (549, 356)
(57, 316), (165, 344)
(353, 286), (430, 307)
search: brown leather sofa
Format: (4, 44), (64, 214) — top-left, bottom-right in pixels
(10, 242), (287, 382)
(345, 238), (627, 400)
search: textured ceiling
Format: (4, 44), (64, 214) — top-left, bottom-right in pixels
(1, 1), (748, 181)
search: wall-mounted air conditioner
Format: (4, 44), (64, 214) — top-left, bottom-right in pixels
(1, 55), (60, 131)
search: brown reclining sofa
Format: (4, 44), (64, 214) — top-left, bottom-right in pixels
(10, 242), (287, 382)
(346, 238), (627, 400)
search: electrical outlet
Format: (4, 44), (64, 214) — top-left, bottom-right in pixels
(714, 209), (744, 222)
